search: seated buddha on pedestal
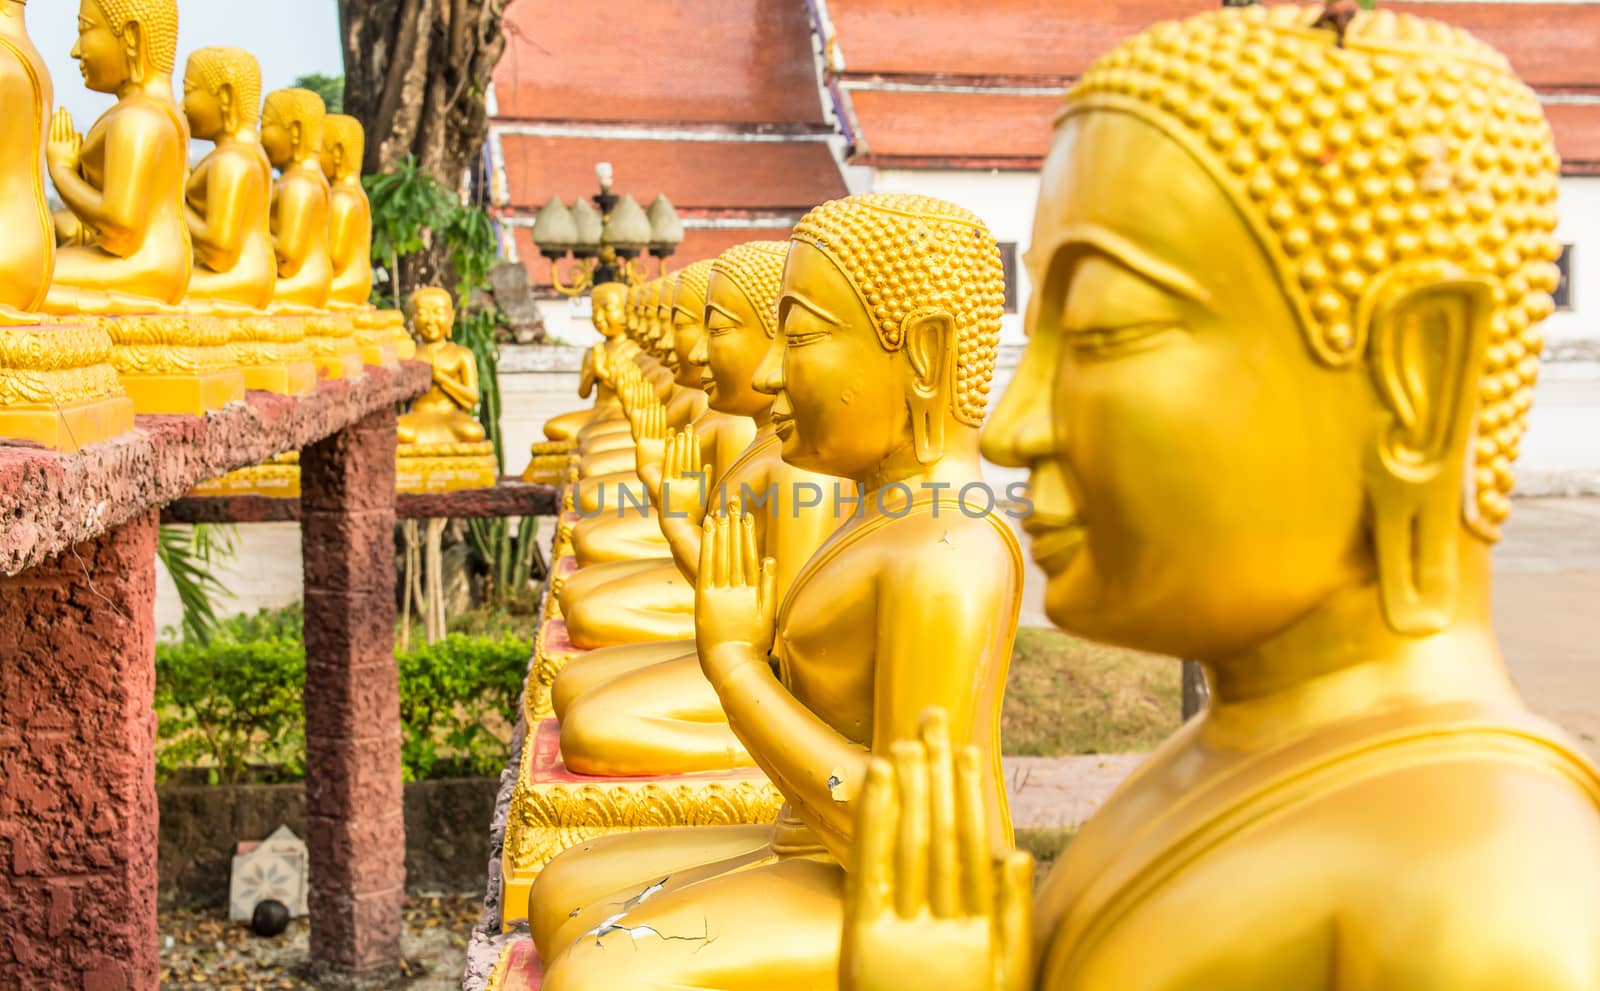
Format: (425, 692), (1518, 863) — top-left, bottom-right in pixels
(515, 194), (1023, 991)
(263, 86), (361, 381)
(837, 8), (1600, 991)
(181, 46), (315, 397)
(395, 286), (496, 493)
(0, 0), (132, 450)
(322, 112), (406, 369)
(44, 0), (242, 416)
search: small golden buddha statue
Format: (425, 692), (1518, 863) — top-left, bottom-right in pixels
(524, 194), (1022, 991)
(0, 0), (52, 315)
(0, 0), (134, 450)
(554, 241), (863, 780)
(321, 113), (403, 369)
(181, 46), (316, 398)
(44, 0), (193, 313)
(182, 47), (274, 311)
(838, 9), (1600, 991)
(395, 286), (495, 492)
(263, 87), (333, 311)
(42, 0), (242, 416)
(538, 280), (631, 446)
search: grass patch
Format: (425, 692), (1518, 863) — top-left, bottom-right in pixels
(1001, 626), (1181, 757)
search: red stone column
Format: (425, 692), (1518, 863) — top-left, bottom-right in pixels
(300, 407), (406, 973)
(0, 510), (160, 991)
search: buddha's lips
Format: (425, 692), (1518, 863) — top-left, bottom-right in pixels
(771, 414), (795, 439)
(1026, 520), (1086, 574)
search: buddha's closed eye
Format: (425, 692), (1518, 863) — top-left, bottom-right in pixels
(1063, 321), (1183, 359)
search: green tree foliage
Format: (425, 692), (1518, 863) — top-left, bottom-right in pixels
(292, 72), (344, 114)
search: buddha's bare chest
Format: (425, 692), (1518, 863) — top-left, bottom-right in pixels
(774, 541), (879, 744)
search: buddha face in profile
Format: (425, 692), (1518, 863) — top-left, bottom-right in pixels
(183, 48), (258, 143)
(669, 263), (714, 387)
(591, 281), (627, 339)
(73, 0), (172, 93)
(769, 194), (1003, 480)
(261, 89), (325, 169)
(981, 5), (1560, 659)
(701, 242), (787, 417)
(410, 288), (454, 343)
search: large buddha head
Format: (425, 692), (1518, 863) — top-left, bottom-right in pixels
(320, 114), (365, 183)
(765, 193), (1005, 480)
(981, 5), (1560, 658)
(701, 241), (787, 417)
(183, 47), (261, 143)
(591, 281), (628, 340)
(261, 87), (327, 170)
(668, 260), (716, 388)
(73, 0), (177, 93)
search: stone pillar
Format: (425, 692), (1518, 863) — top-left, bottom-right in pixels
(0, 511), (160, 991)
(300, 407), (406, 973)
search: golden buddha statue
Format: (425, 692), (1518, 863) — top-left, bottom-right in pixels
(181, 46), (315, 398)
(395, 286), (495, 492)
(321, 113), (403, 369)
(0, 0), (51, 315)
(0, 0), (134, 450)
(43, 0), (242, 416)
(321, 114), (371, 310)
(521, 194), (1022, 991)
(263, 87), (332, 310)
(44, 0), (192, 313)
(838, 9), (1600, 991)
(182, 47), (274, 311)
(538, 280), (631, 445)
(554, 241), (865, 780)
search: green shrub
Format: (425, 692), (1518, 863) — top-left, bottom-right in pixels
(155, 605), (531, 784)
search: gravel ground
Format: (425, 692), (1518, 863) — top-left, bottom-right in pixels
(160, 894), (480, 990)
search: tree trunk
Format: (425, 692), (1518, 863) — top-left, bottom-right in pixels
(337, 0), (512, 291)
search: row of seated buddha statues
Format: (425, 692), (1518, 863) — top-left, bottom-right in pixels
(495, 194), (1025, 990)
(0, 0), (413, 455)
(493, 4), (1600, 990)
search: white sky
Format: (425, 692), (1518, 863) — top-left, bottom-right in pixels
(30, 0), (344, 133)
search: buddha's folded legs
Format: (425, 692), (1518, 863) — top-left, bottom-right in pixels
(571, 510), (667, 566)
(543, 407), (596, 443)
(550, 638), (695, 720)
(540, 852), (844, 991)
(529, 823), (773, 958)
(557, 557), (670, 614)
(563, 568), (694, 649)
(560, 653), (749, 776)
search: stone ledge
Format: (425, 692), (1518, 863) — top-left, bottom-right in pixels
(0, 362), (431, 576)
(497, 345), (586, 375)
(160, 477), (561, 524)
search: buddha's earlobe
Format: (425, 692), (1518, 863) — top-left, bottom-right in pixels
(124, 22), (144, 84)
(219, 86), (236, 133)
(902, 308), (954, 465)
(1362, 275), (1492, 636)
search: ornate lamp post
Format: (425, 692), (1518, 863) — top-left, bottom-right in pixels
(530, 162), (685, 297)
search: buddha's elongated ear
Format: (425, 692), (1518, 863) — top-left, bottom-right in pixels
(288, 120), (303, 157)
(1362, 275), (1493, 636)
(218, 83), (236, 134)
(901, 307), (955, 465)
(123, 22), (144, 84)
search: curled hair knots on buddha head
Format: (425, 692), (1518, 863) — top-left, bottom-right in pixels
(263, 87), (328, 154)
(322, 114), (365, 177)
(1065, 3), (1561, 538)
(789, 194), (1006, 427)
(188, 47), (262, 129)
(711, 241), (789, 337)
(93, 0), (178, 74)
(671, 260), (717, 317)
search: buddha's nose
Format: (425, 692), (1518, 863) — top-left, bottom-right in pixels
(751, 336), (783, 396)
(981, 347), (1055, 469)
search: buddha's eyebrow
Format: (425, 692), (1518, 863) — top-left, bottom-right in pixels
(1026, 223), (1210, 304)
(779, 291), (841, 325)
(705, 301), (739, 323)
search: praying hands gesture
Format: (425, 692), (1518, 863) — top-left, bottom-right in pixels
(694, 507), (777, 680)
(841, 707), (1036, 991)
(633, 403), (668, 474)
(47, 108), (82, 173)
(660, 425), (710, 525)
